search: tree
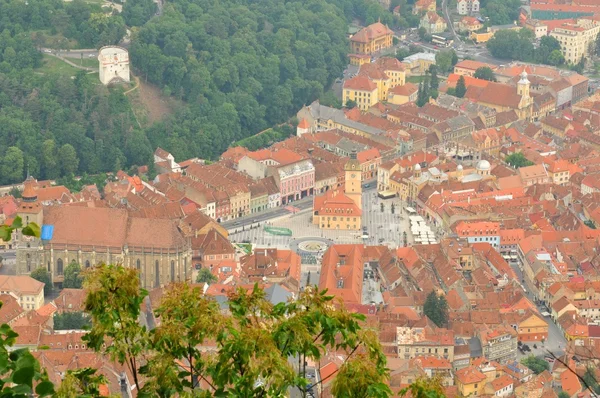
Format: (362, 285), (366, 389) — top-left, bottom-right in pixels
(487, 29), (534, 61)
(8, 187), (21, 198)
(53, 311), (91, 330)
(84, 264), (392, 396)
(521, 355), (550, 374)
(585, 220), (597, 229)
(455, 75), (466, 98)
(505, 152), (534, 168)
(416, 80), (430, 107)
(58, 144), (79, 177)
(558, 392), (570, 398)
(474, 66), (497, 81)
(196, 267), (218, 285)
(423, 291), (448, 327)
(547, 50), (565, 66)
(396, 48), (410, 61)
(31, 267), (52, 296)
(418, 27), (427, 40)
(83, 264), (148, 390)
(435, 50), (456, 73)
(63, 261), (83, 289)
(429, 65), (439, 90)
(1, 147), (24, 184)
(345, 99), (357, 109)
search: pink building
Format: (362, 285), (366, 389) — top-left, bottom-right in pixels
(272, 159), (315, 205)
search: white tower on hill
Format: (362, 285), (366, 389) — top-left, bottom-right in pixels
(98, 46), (130, 86)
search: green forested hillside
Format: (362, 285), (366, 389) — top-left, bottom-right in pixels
(0, 0), (396, 185)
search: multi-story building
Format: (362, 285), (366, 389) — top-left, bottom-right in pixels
(459, 16), (483, 32)
(270, 159), (315, 205)
(550, 17), (600, 64)
(524, 19), (548, 38)
(544, 159), (571, 186)
(0, 275), (44, 311)
(453, 60), (497, 77)
(455, 221), (501, 248)
(342, 76), (378, 111)
(413, 0), (436, 14)
(479, 326), (518, 364)
(420, 11), (447, 34)
(518, 164), (551, 186)
(397, 326), (456, 361)
(313, 153), (362, 230)
(457, 0), (479, 15)
(358, 57), (407, 103)
(350, 22), (394, 55)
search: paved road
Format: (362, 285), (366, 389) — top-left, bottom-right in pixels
(508, 258), (566, 358)
(442, 0), (460, 44)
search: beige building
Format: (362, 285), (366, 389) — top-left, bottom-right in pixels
(397, 326), (455, 362)
(420, 11), (447, 34)
(524, 19), (548, 39)
(0, 275), (44, 310)
(387, 83), (418, 105)
(343, 76), (378, 110)
(479, 326), (518, 364)
(550, 17), (600, 64)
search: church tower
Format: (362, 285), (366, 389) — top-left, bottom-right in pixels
(15, 176), (44, 276)
(344, 150), (362, 209)
(517, 70), (530, 98)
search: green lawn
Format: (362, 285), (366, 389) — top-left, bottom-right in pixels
(35, 54), (81, 77)
(67, 56), (99, 69)
(407, 75), (426, 83)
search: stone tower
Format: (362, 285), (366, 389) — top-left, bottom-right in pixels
(15, 177), (44, 276)
(344, 150), (362, 210)
(98, 46), (130, 85)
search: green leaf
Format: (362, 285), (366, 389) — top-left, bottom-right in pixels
(0, 226), (12, 242)
(35, 380), (55, 396)
(11, 216), (22, 229)
(22, 222), (41, 238)
(12, 366), (35, 387)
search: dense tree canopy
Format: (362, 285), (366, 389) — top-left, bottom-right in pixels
(480, 0), (521, 25)
(521, 355), (550, 375)
(423, 291), (448, 327)
(506, 152), (534, 168)
(474, 66), (496, 81)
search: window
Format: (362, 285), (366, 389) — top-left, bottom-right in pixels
(171, 260), (175, 282)
(85, 260), (90, 268)
(26, 254), (31, 273)
(57, 258), (64, 275)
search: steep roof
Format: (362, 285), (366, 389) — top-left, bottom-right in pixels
(42, 206), (187, 249)
(350, 22), (394, 43)
(0, 276), (44, 296)
(343, 75), (377, 92)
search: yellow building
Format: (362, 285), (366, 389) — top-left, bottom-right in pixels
(313, 152), (362, 230)
(349, 54), (371, 66)
(550, 17), (600, 64)
(0, 275), (45, 310)
(470, 30), (494, 43)
(343, 76), (378, 111)
(455, 366), (487, 397)
(350, 22), (394, 55)
(420, 11), (447, 34)
(388, 83), (418, 105)
(359, 57), (407, 102)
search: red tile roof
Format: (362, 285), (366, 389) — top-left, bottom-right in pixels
(350, 22), (393, 43)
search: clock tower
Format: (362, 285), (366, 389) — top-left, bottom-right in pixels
(344, 150), (362, 210)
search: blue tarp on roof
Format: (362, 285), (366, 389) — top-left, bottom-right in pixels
(41, 225), (54, 241)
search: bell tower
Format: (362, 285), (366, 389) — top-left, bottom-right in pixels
(517, 70), (530, 98)
(344, 150), (362, 209)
